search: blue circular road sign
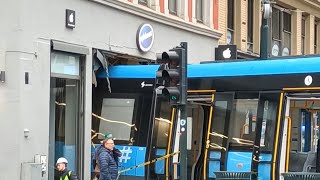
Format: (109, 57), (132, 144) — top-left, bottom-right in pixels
(136, 24), (154, 52)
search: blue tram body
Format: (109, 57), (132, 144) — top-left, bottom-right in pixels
(94, 56), (320, 180)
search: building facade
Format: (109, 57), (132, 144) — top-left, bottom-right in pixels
(219, 0), (320, 58)
(0, 0), (221, 180)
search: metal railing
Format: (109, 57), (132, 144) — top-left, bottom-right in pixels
(282, 172), (320, 180)
(214, 171), (253, 180)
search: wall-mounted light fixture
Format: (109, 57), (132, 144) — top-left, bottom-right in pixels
(0, 71), (5, 83)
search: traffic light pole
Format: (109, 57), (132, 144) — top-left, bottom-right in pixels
(179, 42), (188, 180)
(260, 0), (271, 59)
(260, 15), (269, 59)
(178, 106), (187, 180)
(156, 42), (188, 179)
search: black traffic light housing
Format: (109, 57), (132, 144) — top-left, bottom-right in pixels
(156, 45), (187, 105)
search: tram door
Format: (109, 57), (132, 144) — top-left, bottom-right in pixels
(205, 92), (281, 180)
(279, 93), (320, 179)
(186, 91), (214, 180)
(188, 92), (234, 180)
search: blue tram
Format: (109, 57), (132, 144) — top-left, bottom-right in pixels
(93, 55), (320, 180)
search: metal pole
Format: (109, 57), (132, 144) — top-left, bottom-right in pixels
(179, 42), (188, 180)
(146, 88), (158, 179)
(260, 0), (271, 60)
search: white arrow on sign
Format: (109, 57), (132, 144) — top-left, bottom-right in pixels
(141, 81), (153, 88)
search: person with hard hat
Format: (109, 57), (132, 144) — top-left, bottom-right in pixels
(56, 157), (78, 180)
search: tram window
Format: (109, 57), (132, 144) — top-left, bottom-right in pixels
(99, 98), (135, 141)
(260, 100), (278, 152)
(229, 98), (259, 147)
(154, 101), (172, 148)
(210, 101), (228, 148)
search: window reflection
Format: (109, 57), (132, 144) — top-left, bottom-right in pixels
(260, 100), (278, 152)
(154, 101), (172, 148)
(50, 78), (79, 179)
(210, 101), (228, 148)
(229, 99), (259, 147)
(99, 98), (135, 141)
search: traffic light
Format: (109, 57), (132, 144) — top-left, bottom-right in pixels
(156, 46), (187, 105)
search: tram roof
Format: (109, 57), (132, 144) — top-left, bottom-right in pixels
(97, 55), (320, 79)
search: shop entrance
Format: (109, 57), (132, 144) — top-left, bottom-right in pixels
(48, 52), (85, 180)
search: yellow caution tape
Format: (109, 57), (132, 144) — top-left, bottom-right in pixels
(118, 151), (180, 174)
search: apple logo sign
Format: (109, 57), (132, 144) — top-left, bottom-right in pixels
(223, 48), (232, 59)
(66, 9), (76, 29)
(69, 13), (74, 23)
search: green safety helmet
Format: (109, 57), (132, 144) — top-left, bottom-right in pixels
(104, 133), (113, 139)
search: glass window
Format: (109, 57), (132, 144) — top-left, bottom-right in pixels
(283, 12), (291, 32)
(282, 12), (291, 56)
(283, 31), (291, 56)
(196, 0), (203, 22)
(271, 7), (291, 56)
(187, 104), (204, 155)
(51, 52), (80, 76)
(168, 0), (177, 14)
(154, 101), (172, 148)
(207, 93), (234, 152)
(272, 8), (281, 40)
(50, 78), (80, 177)
(228, 94), (259, 148)
(99, 98), (135, 141)
(247, 0), (254, 51)
(138, 0), (147, 3)
(210, 101), (228, 148)
(251, 93), (280, 172)
(259, 98), (279, 152)
(227, 0), (234, 44)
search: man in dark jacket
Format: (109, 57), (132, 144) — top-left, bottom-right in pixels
(56, 157), (78, 180)
(96, 138), (121, 180)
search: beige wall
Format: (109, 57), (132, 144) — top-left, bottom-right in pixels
(317, 21), (320, 54)
(253, 0), (262, 54)
(219, 0), (227, 44)
(306, 15), (315, 54)
(291, 10), (303, 55)
(219, 0), (320, 56)
(234, 0), (247, 51)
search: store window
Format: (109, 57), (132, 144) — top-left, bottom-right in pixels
(138, 0), (147, 5)
(271, 7), (291, 57)
(51, 53), (80, 76)
(168, 0), (177, 15)
(247, 0), (254, 52)
(227, 0), (234, 44)
(49, 52), (84, 180)
(196, 0), (203, 22)
(283, 12), (291, 56)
